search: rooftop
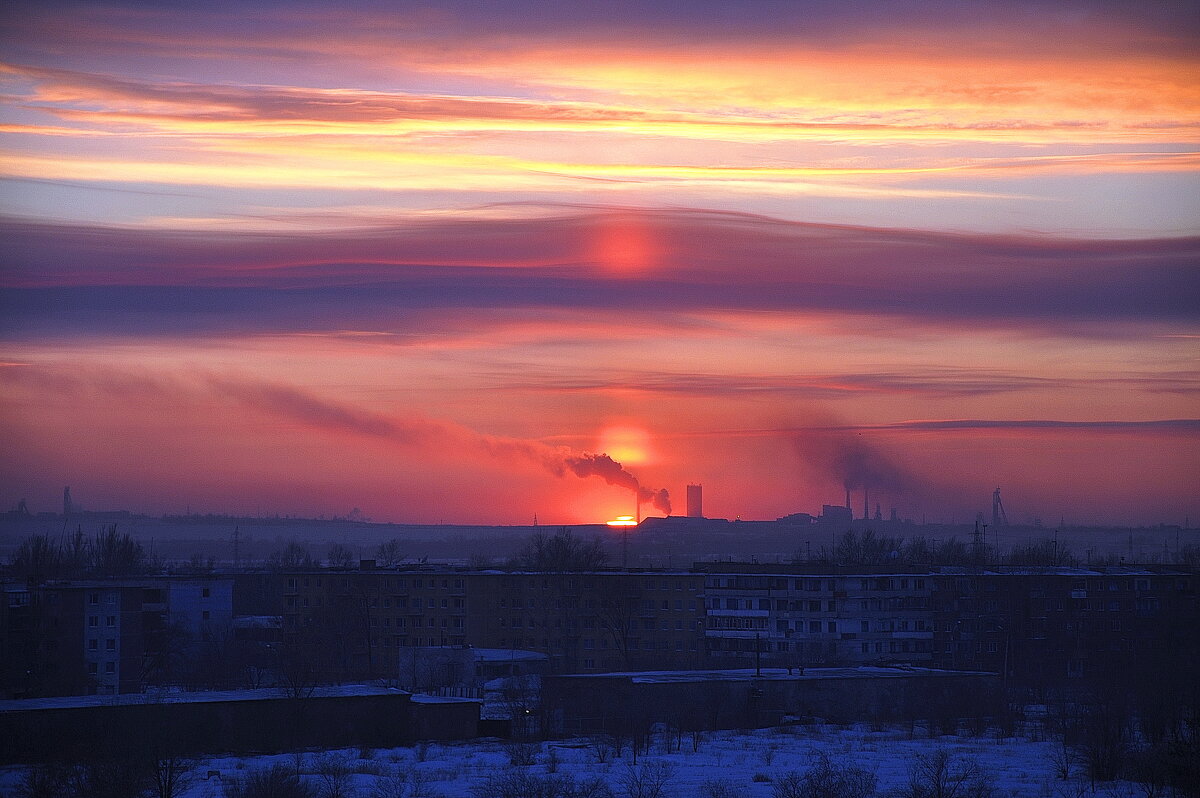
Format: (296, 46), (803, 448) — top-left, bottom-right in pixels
(0, 684), (407, 714)
(552, 666), (995, 684)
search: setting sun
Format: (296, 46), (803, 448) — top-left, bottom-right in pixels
(598, 425), (653, 465)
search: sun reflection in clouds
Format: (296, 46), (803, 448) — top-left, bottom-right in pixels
(589, 213), (662, 273)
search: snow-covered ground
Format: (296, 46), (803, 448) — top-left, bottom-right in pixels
(1, 722), (1153, 797)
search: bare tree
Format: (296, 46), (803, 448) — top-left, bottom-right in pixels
(327, 543), (356, 568)
(269, 542), (317, 570)
(90, 525), (146, 576)
(621, 760), (675, 798)
(225, 764), (314, 798)
(375, 539), (406, 567)
(511, 528), (608, 571)
(899, 750), (994, 798)
(772, 752), (876, 798)
(315, 753), (353, 798)
(150, 755), (194, 798)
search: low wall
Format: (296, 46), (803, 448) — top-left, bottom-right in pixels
(542, 668), (1000, 737)
(0, 686), (481, 764)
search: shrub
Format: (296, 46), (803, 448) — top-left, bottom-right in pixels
(14, 763), (81, 798)
(371, 767), (441, 798)
(471, 771), (613, 798)
(621, 760), (675, 798)
(225, 764), (315, 798)
(506, 741), (539, 767)
(700, 778), (747, 798)
(897, 750), (994, 798)
(315, 753), (353, 798)
(772, 753), (876, 798)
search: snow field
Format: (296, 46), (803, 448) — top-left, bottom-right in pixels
(128, 723), (1149, 797)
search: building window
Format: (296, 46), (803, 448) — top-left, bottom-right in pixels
(202, 588), (210, 598)
(88, 639), (98, 650)
(88, 616), (98, 627)
(104, 662), (115, 674)
(106, 616), (116, 627)
(88, 592), (99, 605)
(88, 662), (98, 674)
(202, 610), (210, 620)
(106, 639), (116, 650)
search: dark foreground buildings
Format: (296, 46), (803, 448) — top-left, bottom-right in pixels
(3, 563), (1196, 701)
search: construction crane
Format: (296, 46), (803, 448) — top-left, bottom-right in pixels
(992, 488), (1009, 527)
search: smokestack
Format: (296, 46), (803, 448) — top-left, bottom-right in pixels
(686, 484), (703, 518)
(864, 487), (869, 521)
(845, 487), (851, 510)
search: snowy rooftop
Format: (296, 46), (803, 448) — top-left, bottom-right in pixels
(552, 666), (995, 684)
(232, 614), (282, 628)
(472, 648), (548, 662)
(410, 694), (482, 704)
(0, 684), (408, 713)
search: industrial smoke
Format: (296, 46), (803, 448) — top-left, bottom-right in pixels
(561, 453), (672, 514)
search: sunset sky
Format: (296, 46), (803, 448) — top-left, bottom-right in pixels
(1, 1), (1197, 526)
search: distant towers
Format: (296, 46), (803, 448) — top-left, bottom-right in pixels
(686, 484), (704, 518)
(63, 486), (73, 517)
(992, 488), (1009, 526)
(863, 487), (869, 521)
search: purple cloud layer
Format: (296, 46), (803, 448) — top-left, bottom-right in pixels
(2, 209), (1196, 341)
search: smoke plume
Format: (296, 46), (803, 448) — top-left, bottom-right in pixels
(560, 453), (672, 514)
(788, 411), (922, 502)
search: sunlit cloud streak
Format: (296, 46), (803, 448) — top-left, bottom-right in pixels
(689, 419), (1200, 439)
(6, 61), (1198, 150)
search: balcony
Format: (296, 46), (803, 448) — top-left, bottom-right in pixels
(708, 609), (769, 618)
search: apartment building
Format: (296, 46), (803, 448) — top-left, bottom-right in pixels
(929, 567), (1200, 686)
(692, 563), (1199, 685)
(696, 564), (934, 667)
(233, 566), (708, 680)
(466, 570), (707, 673)
(0, 575), (234, 699)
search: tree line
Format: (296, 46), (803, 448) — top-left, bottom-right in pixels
(8, 526), (147, 582)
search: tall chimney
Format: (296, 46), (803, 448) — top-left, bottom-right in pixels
(686, 484), (703, 518)
(863, 487), (869, 521)
(845, 487), (851, 510)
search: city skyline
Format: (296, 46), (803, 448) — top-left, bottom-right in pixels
(1, 1), (1197, 526)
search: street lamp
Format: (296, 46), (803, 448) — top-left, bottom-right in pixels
(606, 516), (637, 568)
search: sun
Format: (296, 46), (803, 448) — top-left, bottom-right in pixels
(598, 425), (652, 465)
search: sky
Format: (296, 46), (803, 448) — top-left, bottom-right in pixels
(1, 1), (1197, 527)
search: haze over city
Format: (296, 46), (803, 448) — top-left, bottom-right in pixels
(1, 0), (1197, 527)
